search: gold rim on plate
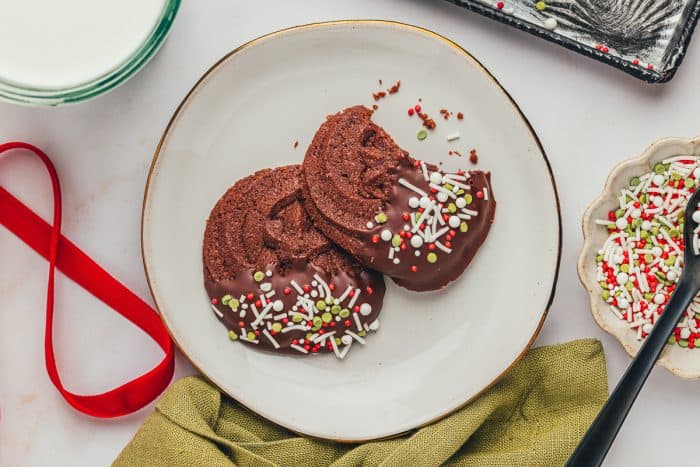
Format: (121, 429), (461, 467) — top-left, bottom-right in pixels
(141, 19), (563, 442)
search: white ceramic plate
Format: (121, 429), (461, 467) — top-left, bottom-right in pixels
(142, 21), (561, 441)
(579, 136), (700, 379)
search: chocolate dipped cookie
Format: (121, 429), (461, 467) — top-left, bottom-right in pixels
(204, 165), (385, 358)
(301, 106), (496, 291)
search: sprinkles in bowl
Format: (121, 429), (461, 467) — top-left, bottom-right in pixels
(595, 156), (700, 348)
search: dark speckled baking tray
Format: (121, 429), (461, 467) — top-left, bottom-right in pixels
(445, 0), (700, 82)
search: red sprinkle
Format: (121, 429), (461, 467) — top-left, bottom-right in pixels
(476, 191), (484, 199)
(255, 299), (262, 308)
(283, 287), (292, 295)
(246, 293), (254, 301)
(348, 290), (355, 297)
(414, 104), (421, 112)
(402, 212), (410, 221)
(648, 64), (654, 70)
(408, 108), (415, 116)
(632, 59), (639, 65)
(303, 284), (311, 293)
(372, 234), (380, 243)
(329, 283), (335, 291)
(353, 305), (360, 313)
(366, 286), (374, 294)
(238, 321), (245, 328)
(211, 297), (218, 305)
(496, 1), (504, 8)
(411, 265), (418, 272)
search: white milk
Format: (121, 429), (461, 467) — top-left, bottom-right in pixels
(0, 0), (167, 89)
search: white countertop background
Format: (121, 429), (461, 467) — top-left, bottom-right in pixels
(2, 1), (699, 465)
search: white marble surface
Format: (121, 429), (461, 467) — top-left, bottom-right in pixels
(1, 1), (699, 465)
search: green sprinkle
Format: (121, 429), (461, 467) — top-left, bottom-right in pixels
(460, 222), (469, 233)
(427, 252), (438, 263)
(629, 176), (641, 187)
(686, 178), (696, 188)
(312, 317), (323, 330)
(335, 337), (342, 345)
(228, 330), (238, 341)
(375, 212), (388, 224)
(444, 183), (453, 191)
(607, 224), (616, 230)
(358, 331), (367, 337)
(696, 312), (700, 320)
(625, 281), (634, 291)
(306, 333), (313, 340)
(670, 229), (680, 238)
(339, 308), (350, 318)
(596, 254), (604, 262)
(668, 335), (677, 345)
(644, 292), (654, 301)
(271, 323), (282, 333)
(292, 314), (303, 323)
(653, 163), (666, 174)
(457, 189), (465, 195)
(631, 218), (642, 229)
(417, 129), (428, 140)
(598, 281), (608, 289)
(391, 234), (402, 248)
(448, 203), (457, 213)
(671, 172), (682, 180)
(331, 305), (342, 315)
(222, 294), (232, 306)
(602, 290), (610, 300)
(316, 300), (327, 311)
(640, 231), (649, 239)
(535, 1), (546, 10)
(464, 194), (473, 205)
(679, 339), (689, 348)
(253, 271), (265, 282)
(228, 298), (240, 310)
(620, 264), (630, 273)
(615, 209), (625, 218)
(322, 312), (332, 323)
(651, 226), (660, 236)
(665, 256), (676, 266)
(246, 331), (256, 341)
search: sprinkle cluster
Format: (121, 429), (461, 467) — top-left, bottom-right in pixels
(366, 161), (488, 270)
(211, 270), (378, 359)
(595, 156), (700, 347)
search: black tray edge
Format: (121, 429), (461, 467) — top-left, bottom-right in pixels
(444, 0), (700, 83)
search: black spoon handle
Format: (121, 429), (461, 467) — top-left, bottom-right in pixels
(566, 277), (699, 467)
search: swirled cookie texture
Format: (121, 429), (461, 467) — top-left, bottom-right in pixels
(204, 165), (385, 358)
(301, 106), (496, 291)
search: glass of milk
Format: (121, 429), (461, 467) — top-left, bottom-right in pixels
(0, 0), (180, 106)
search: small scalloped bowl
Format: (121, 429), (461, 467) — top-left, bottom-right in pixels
(579, 136), (700, 379)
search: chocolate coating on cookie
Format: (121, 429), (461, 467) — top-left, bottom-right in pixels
(203, 165), (385, 357)
(301, 106), (496, 291)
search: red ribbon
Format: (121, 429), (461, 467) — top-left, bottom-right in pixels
(0, 141), (174, 418)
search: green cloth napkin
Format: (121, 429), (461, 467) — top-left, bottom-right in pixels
(114, 339), (607, 467)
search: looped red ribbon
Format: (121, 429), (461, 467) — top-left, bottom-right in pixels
(0, 141), (174, 418)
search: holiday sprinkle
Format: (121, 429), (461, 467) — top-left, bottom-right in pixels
(595, 156), (700, 348)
